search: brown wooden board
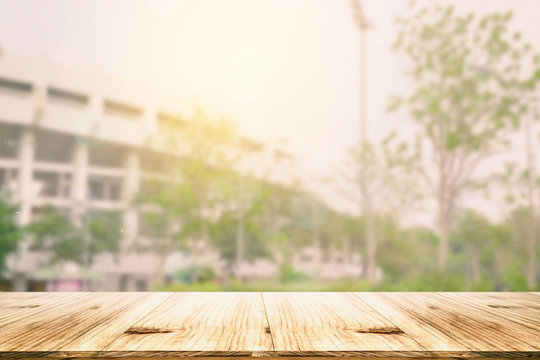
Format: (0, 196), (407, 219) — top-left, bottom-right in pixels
(0, 292), (538, 359)
(356, 292), (540, 353)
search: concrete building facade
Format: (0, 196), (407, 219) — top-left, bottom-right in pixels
(0, 54), (295, 290)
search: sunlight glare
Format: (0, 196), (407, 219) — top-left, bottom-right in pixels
(237, 111), (271, 139)
(174, 48), (208, 81)
(227, 48), (269, 103)
(270, 0), (306, 15)
(146, 0), (182, 18)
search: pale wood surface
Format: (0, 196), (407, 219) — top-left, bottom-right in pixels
(104, 292), (273, 353)
(0, 292), (538, 359)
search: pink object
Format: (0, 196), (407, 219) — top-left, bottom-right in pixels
(54, 279), (83, 291)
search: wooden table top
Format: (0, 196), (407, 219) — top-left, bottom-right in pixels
(0, 292), (539, 359)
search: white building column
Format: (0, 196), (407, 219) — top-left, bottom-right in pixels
(123, 151), (140, 250)
(88, 69), (104, 137)
(32, 55), (47, 126)
(18, 128), (34, 225)
(72, 143), (89, 204)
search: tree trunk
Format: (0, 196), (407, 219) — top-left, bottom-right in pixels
(190, 238), (200, 266)
(526, 209), (536, 288)
(470, 247), (481, 283)
(154, 249), (166, 286)
(365, 211), (377, 282)
(313, 227), (322, 275)
(437, 201), (450, 270)
(235, 211), (245, 268)
(525, 117), (536, 288)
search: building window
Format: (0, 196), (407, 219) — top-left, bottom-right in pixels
(88, 176), (123, 201)
(60, 174), (72, 198)
(104, 99), (142, 120)
(34, 128), (75, 163)
(0, 169), (17, 194)
(33, 171), (60, 197)
(89, 143), (126, 168)
(0, 124), (20, 159)
(0, 169), (7, 192)
(135, 279), (148, 291)
(0, 77), (32, 97)
(118, 274), (129, 292)
(240, 137), (264, 153)
(274, 149), (293, 162)
(88, 179), (105, 200)
(109, 182), (121, 201)
(47, 87), (88, 107)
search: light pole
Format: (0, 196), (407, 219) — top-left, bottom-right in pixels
(350, 0), (372, 146)
(350, 0), (377, 282)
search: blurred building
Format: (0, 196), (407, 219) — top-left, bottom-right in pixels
(0, 54), (295, 291)
(292, 245), (364, 280)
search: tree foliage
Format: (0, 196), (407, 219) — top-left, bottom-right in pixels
(0, 197), (21, 276)
(387, 2), (540, 269)
(27, 206), (121, 265)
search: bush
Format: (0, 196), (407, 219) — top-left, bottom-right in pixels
(278, 265), (310, 283)
(173, 265), (216, 284)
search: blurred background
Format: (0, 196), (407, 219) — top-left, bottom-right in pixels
(0, 0), (539, 292)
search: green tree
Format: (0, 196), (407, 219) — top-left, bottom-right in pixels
(255, 182), (300, 268)
(137, 107), (239, 284)
(343, 139), (423, 281)
(496, 159), (540, 287)
(0, 197), (21, 277)
(505, 207), (540, 289)
(289, 193), (329, 273)
(209, 201), (269, 271)
(211, 172), (262, 271)
(450, 209), (497, 285)
(28, 206), (121, 265)
(388, 2), (540, 269)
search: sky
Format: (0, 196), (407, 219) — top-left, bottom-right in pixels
(0, 0), (539, 218)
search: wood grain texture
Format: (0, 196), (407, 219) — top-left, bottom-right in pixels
(0, 292), (86, 327)
(105, 292), (273, 354)
(443, 292), (540, 323)
(356, 292), (540, 352)
(0, 292), (538, 359)
(0, 292), (171, 352)
(263, 292), (425, 354)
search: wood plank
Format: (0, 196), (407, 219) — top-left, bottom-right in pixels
(0, 292), (170, 352)
(357, 292), (540, 353)
(429, 293), (540, 344)
(0, 292), (87, 325)
(0, 291), (49, 304)
(56, 292), (172, 351)
(357, 292), (469, 352)
(104, 292), (273, 354)
(0, 292), (538, 358)
(443, 292), (540, 323)
(0, 292), (104, 346)
(1, 356), (535, 360)
(263, 292), (425, 354)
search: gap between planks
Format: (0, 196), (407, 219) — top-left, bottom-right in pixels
(98, 292), (176, 352)
(1, 292), (539, 358)
(260, 292), (277, 353)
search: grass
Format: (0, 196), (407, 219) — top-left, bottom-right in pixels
(155, 279), (375, 292)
